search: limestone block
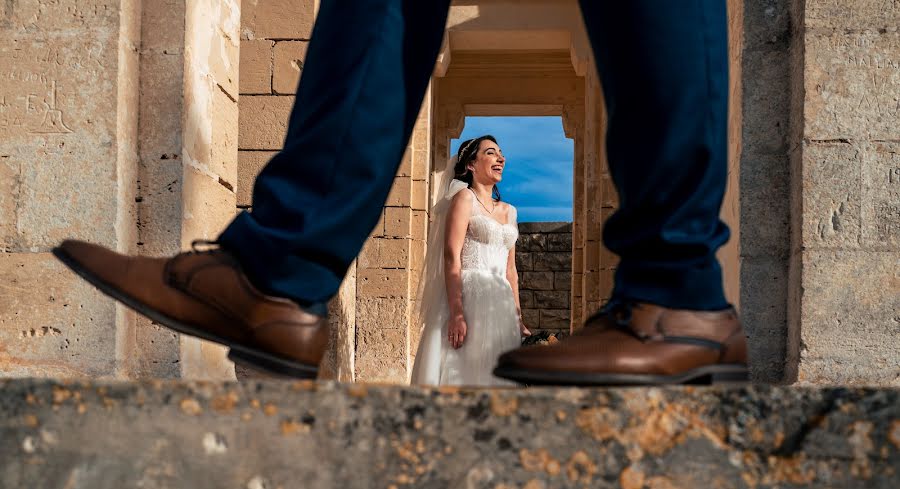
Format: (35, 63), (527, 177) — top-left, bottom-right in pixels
(599, 244), (618, 270)
(520, 309), (539, 329)
(409, 240), (425, 272)
(861, 141), (900, 247)
(740, 255), (789, 383)
(0, 253), (116, 377)
(515, 252), (532, 271)
(384, 207), (411, 238)
(132, 317), (182, 379)
(518, 222), (571, 233)
(599, 174), (618, 208)
(547, 233), (572, 252)
(201, 0), (241, 100)
(358, 269), (409, 299)
(572, 272), (583, 297)
(180, 166), (236, 243)
(411, 211), (427, 241)
(238, 96), (294, 150)
(540, 309), (570, 330)
(367, 211), (385, 239)
(396, 148), (412, 177)
(801, 142), (861, 248)
(798, 250), (900, 385)
(599, 269), (615, 298)
(137, 52), (185, 163)
(356, 298), (409, 331)
(584, 241), (600, 272)
(354, 328), (407, 382)
(806, 0), (900, 30)
(740, 154), (791, 256)
(411, 179), (428, 211)
(385, 177), (411, 207)
(741, 49), (790, 155)
(135, 160), (183, 256)
(141, 0), (187, 53)
(240, 40), (273, 94)
(321, 265), (356, 382)
(412, 149), (429, 180)
(242, 0), (316, 40)
(583, 270), (600, 299)
(805, 28), (900, 140)
(517, 233), (546, 252)
(273, 41), (308, 94)
(210, 87), (239, 184)
(533, 252), (570, 272)
(521, 272), (553, 291)
(0, 156), (18, 249)
(358, 238), (409, 270)
(518, 290), (534, 309)
(554, 272), (571, 291)
(0, 38), (123, 249)
(534, 291), (569, 309)
(236, 151), (276, 207)
(742, 0), (791, 51)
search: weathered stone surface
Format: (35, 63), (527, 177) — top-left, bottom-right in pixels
(517, 233), (547, 252)
(239, 39), (273, 94)
(554, 271), (571, 291)
(356, 298), (409, 331)
(533, 252), (570, 272)
(359, 238), (409, 270)
(518, 290), (534, 309)
(797, 250), (900, 385)
(0, 253), (116, 377)
(540, 308), (570, 329)
(740, 256), (790, 384)
(801, 142), (862, 248)
(547, 232), (573, 252)
(237, 96), (294, 150)
(862, 141), (900, 247)
(518, 222), (571, 234)
(805, 0), (900, 30)
(241, 0), (316, 40)
(520, 272), (554, 291)
(10, 381), (893, 488)
(514, 252), (532, 271)
(740, 155), (791, 257)
(385, 176), (411, 207)
(273, 41), (308, 94)
(384, 207), (411, 238)
(804, 28), (900, 141)
(236, 150), (276, 207)
(355, 328), (407, 382)
(534, 291), (569, 309)
(357, 269), (409, 299)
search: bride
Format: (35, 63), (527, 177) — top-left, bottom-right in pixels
(411, 135), (531, 386)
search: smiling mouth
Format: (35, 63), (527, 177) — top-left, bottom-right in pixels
(491, 165), (503, 174)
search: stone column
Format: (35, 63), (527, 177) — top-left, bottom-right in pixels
(0, 0), (140, 377)
(135, 0), (241, 379)
(790, 0), (900, 385)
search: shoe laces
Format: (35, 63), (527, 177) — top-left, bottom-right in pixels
(586, 300), (658, 342)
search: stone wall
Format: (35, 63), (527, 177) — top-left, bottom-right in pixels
(516, 222), (573, 332)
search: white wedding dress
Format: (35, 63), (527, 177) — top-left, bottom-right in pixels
(411, 183), (522, 386)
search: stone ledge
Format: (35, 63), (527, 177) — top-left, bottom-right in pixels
(0, 380), (897, 488)
(518, 222), (572, 234)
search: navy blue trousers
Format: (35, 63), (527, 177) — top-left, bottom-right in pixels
(219, 0), (731, 315)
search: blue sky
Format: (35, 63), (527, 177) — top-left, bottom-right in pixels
(451, 117), (573, 223)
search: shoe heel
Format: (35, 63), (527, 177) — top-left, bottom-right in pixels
(227, 349), (318, 380)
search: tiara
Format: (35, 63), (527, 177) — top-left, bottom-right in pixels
(458, 138), (478, 160)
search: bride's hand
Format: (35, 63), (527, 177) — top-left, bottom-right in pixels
(518, 315), (532, 337)
(447, 314), (468, 349)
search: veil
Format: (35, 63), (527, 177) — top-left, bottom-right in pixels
(409, 157), (469, 385)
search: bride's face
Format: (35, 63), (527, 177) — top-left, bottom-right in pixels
(467, 140), (505, 185)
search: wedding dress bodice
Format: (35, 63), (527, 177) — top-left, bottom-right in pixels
(460, 192), (518, 276)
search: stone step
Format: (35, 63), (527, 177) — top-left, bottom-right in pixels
(1, 380), (897, 488)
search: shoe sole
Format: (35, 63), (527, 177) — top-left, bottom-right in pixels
(52, 247), (318, 380)
(492, 363), (748, 387)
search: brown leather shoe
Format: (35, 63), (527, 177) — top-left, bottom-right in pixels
(53, 240), (328, 378)
(493, 302), (748, 386)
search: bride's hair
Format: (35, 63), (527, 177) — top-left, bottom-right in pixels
(454, 134), (502, 202)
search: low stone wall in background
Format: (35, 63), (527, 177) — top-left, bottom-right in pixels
(516, 222), (572, 332)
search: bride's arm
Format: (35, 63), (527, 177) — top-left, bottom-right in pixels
(506, 244), (530, 336)
(444, 191), (472, 349)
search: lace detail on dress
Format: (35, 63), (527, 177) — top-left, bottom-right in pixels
(460, 191), (518, 275)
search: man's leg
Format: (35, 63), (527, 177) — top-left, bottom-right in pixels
(219, 0), (451, 315)
(495, 0), (747, 385)
(54, 0), (451, 377)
